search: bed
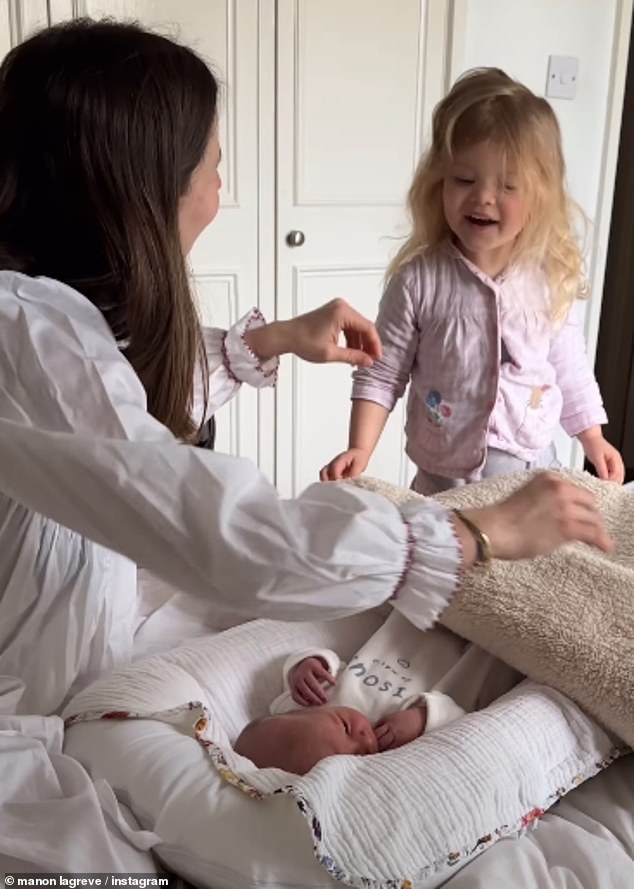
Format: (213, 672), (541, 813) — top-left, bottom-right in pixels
(1, 568), (632, 887)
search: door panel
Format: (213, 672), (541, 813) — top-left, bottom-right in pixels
(0, 0), (48, 58)
(290, 266), (414, 488)
(275, 0), (450, 495)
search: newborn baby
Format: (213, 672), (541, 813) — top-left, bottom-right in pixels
(235, 610), (518, 774)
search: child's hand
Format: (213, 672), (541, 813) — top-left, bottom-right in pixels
(374, 706), (427, 751)
(320, 448), (369, 482)
(290, 656), (335, 707)
(579, 429), (625, 484)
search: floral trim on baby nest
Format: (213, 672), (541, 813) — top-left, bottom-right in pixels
(63, 700), (206, 730)
(192, 707), (629, 889)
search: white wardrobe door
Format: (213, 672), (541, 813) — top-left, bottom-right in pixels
(0, 0), (48, 58)
(275, 0), (452, 495)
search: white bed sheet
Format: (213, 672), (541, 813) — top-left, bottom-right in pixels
(0, 571), (225, 878)
(132, 569), (237, 660)
(442, 754), (634, 888)
(0, 710), (160, 874)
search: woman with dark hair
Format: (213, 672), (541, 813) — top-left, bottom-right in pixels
(0, 19), (611, 716)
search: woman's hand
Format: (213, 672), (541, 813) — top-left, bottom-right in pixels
(244, 299), (382, 367)
(578, 428), (625, 484)
(456, 472), (614, 564)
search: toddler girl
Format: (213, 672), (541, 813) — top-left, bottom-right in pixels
(322, 68), (624, 494)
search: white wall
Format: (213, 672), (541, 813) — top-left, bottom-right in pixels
(0, 0), (48, 58)
(453, 0), (631, 468)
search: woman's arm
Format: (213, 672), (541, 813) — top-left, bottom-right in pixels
(0, 417), (612, 631)
(0, 279), (612, 630)
(0, 417), (460, 628)
(195, 310), (278, 422)
(243, 298), (381, 367)
(199, 299), (382, 420)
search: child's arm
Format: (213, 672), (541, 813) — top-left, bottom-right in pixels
(549, 302), (624, 482)
(576, 426), (624, 483)
(321, 272), (420, 480)
(321, 399), (389, 481)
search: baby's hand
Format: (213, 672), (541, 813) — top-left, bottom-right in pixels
(290, 656), (336, 707)
(374, 706), (427, 751)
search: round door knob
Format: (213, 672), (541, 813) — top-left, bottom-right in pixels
(286, 230), (305, 247)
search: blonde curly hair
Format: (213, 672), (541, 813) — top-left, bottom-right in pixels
(388, 67), (586, 322)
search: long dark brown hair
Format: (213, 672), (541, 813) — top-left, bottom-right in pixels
(0, 19), (218, 439)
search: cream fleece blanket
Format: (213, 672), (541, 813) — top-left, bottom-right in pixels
(354, 470), (633, 747)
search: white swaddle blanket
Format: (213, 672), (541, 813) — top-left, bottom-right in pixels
(63, 614), (626, 889)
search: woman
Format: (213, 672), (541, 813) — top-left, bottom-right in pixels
(0, 20), (611, 716)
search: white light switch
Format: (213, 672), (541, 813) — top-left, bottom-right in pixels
(546, 55), (578, 100)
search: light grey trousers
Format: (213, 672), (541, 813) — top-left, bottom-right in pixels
(411, 444), (560, 496)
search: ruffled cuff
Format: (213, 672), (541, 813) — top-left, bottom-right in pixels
(221, 309), (279, 388)
(390, 499), (462, 631)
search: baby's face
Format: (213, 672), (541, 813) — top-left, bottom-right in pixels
(290, 705), (378, 762)
(236, 706), (378, 775)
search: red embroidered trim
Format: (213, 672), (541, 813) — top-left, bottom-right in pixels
(447, 510), (466, 597)
(220, 331), (240, 384)
(242, 308), (278, 381)
(240, 307), (266, 361)
(221, 309), (278, 384)
(391, 519), (415, 600)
